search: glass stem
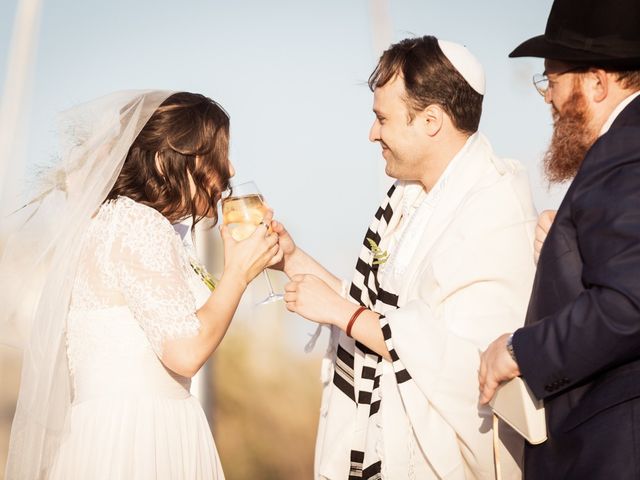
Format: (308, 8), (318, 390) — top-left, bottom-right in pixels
(262, 270), (276, 295)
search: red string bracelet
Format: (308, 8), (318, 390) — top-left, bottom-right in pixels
(346, 306), (367, 338)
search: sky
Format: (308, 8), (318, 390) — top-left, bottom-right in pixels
(0, 0), (561, 347)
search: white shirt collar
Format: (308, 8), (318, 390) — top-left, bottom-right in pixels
(379, 133), (479, 285)
(599, 91), (640, 136)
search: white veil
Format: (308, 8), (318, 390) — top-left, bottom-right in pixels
(0, 90), (173, 479)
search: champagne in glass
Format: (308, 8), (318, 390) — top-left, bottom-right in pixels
(221, 181), (283, 305)
(222, 193), (268, 241)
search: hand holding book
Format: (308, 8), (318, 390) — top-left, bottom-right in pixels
(479, 332), (547, 445)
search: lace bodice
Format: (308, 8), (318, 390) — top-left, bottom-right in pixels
(68, 196), (201, 372)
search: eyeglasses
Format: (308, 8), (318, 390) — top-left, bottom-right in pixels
(532, 66), (587, 96)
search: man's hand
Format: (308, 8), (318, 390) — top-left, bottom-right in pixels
(478, 333), (521, 405)
(269, 220), (297, 272)
(534, 210), (557, 264)
(284, 274), (353, 326)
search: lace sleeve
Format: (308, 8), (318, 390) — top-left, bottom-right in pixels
(110, 199), (201, 357)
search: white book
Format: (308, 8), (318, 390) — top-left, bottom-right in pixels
(490, 377), (548, 445)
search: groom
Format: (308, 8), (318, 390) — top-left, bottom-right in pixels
(273, 35), (537, 479)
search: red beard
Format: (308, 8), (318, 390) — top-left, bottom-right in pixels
(543, 88), (598, 184)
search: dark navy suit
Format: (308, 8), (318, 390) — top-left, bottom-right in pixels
(513, 93), (640, 479)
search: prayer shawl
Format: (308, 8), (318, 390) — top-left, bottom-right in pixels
(315, 134), (536, 479)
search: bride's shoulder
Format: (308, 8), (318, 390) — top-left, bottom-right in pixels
(100, 196), (175, 238)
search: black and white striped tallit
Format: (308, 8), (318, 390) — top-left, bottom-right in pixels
(332, 182), (416, 479)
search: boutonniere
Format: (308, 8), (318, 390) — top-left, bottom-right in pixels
(366, 237), (389, 265)
(189, 258), (217, 292)
(178, 230), (218, 292)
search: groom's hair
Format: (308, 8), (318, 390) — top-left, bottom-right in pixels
(107, 92), (232, 228)
(368, 35), (483, 135)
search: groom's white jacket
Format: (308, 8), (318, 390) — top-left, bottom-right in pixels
(316, 133), (537, 479)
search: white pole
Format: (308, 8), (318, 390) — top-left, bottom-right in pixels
(0, 0), (42, 221)
(369, 0), (392, 60)
(368, 0), (394, 197)
(193, 221), (223, 419)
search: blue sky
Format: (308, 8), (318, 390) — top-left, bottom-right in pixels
(1, 0), (560, 344)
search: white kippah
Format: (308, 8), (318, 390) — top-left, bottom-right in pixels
(437, 39), (486, 95)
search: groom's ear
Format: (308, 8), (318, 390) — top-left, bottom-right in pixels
(420, 105), (443, 137)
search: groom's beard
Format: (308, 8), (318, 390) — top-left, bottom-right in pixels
(543, 89), (598, 184)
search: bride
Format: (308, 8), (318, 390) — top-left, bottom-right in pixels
(1, 91), (281, 479)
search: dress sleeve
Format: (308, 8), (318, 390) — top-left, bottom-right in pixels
(110, 200), (201, 357)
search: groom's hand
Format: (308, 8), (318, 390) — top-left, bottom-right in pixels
(269, 220), (296, 272)
(284, 274), (351, 326)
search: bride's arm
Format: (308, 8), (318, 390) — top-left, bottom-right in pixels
(115, 205), (280, 379)
(162, 222), (281, 378)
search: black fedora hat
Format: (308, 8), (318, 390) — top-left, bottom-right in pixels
(510, 0), (640, 69)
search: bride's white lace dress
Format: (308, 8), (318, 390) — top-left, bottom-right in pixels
(49, 196), (224, 479)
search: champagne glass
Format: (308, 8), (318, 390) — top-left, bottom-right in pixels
(222, 181), (283, 305)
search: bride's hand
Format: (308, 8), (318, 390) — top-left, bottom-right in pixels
(220, 210), (283, 286)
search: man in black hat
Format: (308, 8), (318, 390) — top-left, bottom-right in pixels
(478, 0), (640, 478)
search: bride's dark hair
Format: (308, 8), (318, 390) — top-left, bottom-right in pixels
(106, 92), (231, 227)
